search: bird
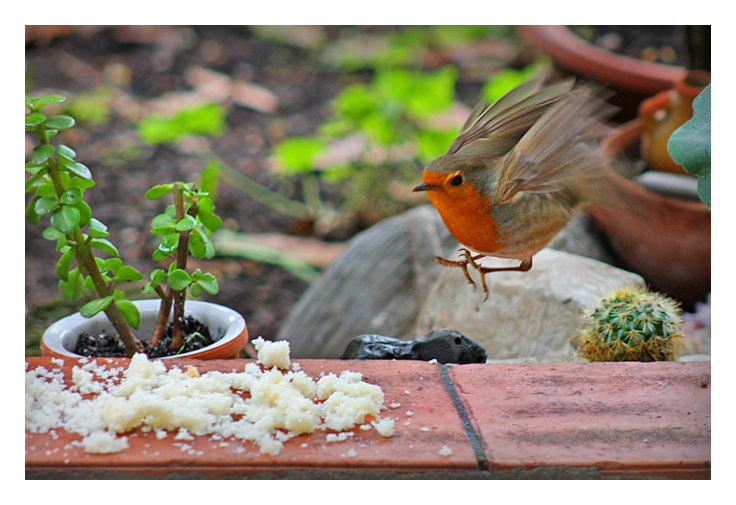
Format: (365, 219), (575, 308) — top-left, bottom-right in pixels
(412, 77), (615, 300)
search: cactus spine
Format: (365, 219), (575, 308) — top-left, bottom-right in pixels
(576, 286), (683, 362)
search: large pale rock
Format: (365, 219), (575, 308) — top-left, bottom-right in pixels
(277, 205), (458, 358)
(414, 247), (645, 361)
(278, 205), (637, 360)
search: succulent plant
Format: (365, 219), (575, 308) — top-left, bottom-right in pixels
(576, 286), (684, 362)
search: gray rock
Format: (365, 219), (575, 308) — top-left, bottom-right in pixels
(277, 205), (457, 358)
(278, 205), (641, 360)
(413, 247), (645, 361)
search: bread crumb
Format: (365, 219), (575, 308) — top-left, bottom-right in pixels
(346, 448), (357, 458)
(371, 417), (395, 437)
(438, 445), (453, 457)
(253, 337), (290, 370)
(26, 344), (390, 455)
(81, 431), (129, 454)
(326, 431), (354, 442)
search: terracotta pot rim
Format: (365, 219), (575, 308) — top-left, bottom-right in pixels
(41, 299), (248, 360)
(517, 25), (687, 95)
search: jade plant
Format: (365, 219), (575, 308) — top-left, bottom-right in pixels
(575, 286), (684, 362)
(26, 94), (221, 357)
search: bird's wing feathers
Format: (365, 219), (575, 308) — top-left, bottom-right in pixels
(446, 78), (575, 157)
(495, 84), (614, 203)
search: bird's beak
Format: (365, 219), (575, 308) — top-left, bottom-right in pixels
(412, 182), (437, 192)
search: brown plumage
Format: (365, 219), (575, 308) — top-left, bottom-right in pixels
(413, 77), (615, 299)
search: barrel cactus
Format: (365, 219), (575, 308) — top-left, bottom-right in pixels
(576, 286), (684, 362)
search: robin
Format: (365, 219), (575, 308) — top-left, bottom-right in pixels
(412, 77), (614, 300)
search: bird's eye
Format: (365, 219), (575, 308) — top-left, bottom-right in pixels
(450, 174), (463, 186)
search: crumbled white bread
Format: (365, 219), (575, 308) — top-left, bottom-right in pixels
(371, 417), (395, 437)
(438, 445), (453, 457)
(26, 338), (390, 455)
(252, 337), (290, 370)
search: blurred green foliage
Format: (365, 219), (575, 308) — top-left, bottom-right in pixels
(138, 103), (226, 144)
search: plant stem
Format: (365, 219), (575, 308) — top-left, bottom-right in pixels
(42, 137), (141, 356)
(169, 183), (198, 353)
(149, 285), (173, 347)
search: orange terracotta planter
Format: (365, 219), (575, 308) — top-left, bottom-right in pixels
(518, 25), (687, 120)
(588, 119), (710, 308)
(41, 299), (248, 360)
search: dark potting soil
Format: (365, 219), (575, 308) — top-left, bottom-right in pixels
(74, 316), (215, 358)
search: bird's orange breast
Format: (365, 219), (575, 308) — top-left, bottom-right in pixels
(422, 172), (501, 255)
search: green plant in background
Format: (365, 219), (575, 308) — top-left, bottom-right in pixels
(575, 286), (684, 362)
(272, 66), (461, 224)
(26, 94), (144, 356)
(668, 84), (711, 207)
(138, 103), (226, 144)
(27, 94), (225, 356)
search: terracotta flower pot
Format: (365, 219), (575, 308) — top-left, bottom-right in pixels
(41, 300), (249, 360)
(587, 119), (710, 308)
(518, 25), (687, 120)
(639, 70), (711, 175)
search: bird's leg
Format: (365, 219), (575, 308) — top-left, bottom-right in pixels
(474, 258), (533, 301)
(436, 251), (533, 301)
(434, 248), (484, 288)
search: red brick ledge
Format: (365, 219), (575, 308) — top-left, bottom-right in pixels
(25, 358), (710, 479)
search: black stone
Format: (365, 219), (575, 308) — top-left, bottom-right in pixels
(341, 328), (486, 364)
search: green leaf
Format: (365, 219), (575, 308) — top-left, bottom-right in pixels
(668, 85), (711, 207)
(190, 282), (202, 297)
(145, 184), (174, 200)
(34, 182), (57, 198)
(189, 226), (215, 259)
(150, 214), (176, 235)
(31, 94), (66, 109)
(59, 267), (84, 300)
(42, 115), (75, 130)
(89, 238), (119, 257)
(42, 226), (63, 241)
(154, 233), (179, 261)
(193, 272), (219, 295)
(50, 205), (80, 233)
(60, 186), (83, 205)
(197, 207), (222, 232)
(26, 196), (41, 224)
(75, 200), (92, 228)
(56, 247), (76, 282)
(57, 144), (77, 161)
(103, 257), (123, 275)
(60, 161), (92, 180)
(88, 218), (110, 238)
(167, 269), (192, 291)
(25, 113), (46, 128)
(117, 299), (141, 329)
(34, 196), (59, 215)
(149, 269), (167, 287)
(25, 174), (44, 192)
(273, 137), (326, 174)
(115, 265), (144, 282)
(175, 214), (198, 231)
(80, 296), (114, 318)
(31, 144), (55, 165)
